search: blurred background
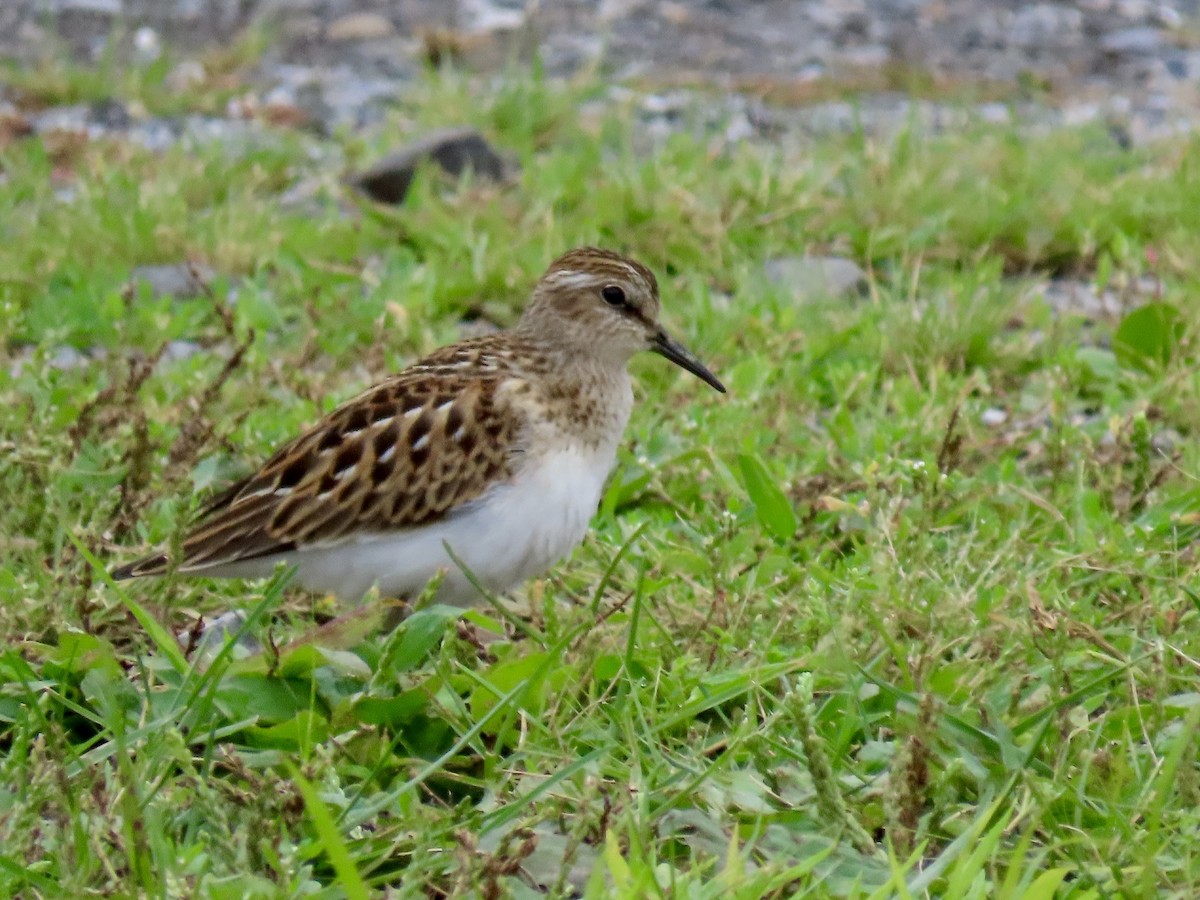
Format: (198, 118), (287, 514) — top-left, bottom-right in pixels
(2, 0), (1198, 150)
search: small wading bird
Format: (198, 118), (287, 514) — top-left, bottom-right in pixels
(113, 247), (725, 618)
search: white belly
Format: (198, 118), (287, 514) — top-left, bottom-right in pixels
(244, 443), (617, 604)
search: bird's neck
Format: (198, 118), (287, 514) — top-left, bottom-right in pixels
(519, 343), (634, 452)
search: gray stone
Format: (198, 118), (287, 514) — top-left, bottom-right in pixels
(181, 609), (262, 663)
(1152, 428), (1183, 454)
(88, 98), (130, 129)
(325, 12), (394, 42)
(1101, 27), (1164, 57)
(55, 0), (121, 13)
(48, 345), (88, 370)
(133, 25), (161, 61)
(763, 256), (868, 301)
(263, 63), (406, 134)
(349, 127), (509, 205)
(126, 118), (179, 152)
(790, 102), (859, 136)
(30, 104), (93, 135)
(1040, 280), (1123, 320)
(8, 345), (96, 377)
(642, 92), (690, 116)
(0, 0), (1199, 162)
(178, 115), (285, 153)
(314, 68), (403, 132)
(1040, 276), (1161, 321)
(1158, 49), (1200, 84)
(163, 339), (204, 363)
(29, 98), (134, 138)
(839, 44), (890, 68)
(127, 263), (217, 300)
(980, 407), (1008, 427)
(1009, 4), (1084, 49)
(1165, 55), (1190, 79)
(166, 59), (206, 92)
(1153, 5), (1184, 28)
(459, 0), (527, 33)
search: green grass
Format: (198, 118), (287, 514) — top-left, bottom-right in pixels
(4, 50), (1200, 897)
(2, 24), (273, 117)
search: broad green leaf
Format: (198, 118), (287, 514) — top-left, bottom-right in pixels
(278, 644), (371, 679)
(245, 709), (330, 751)
(470, 652), (549, 719)
(1114, 302), (1183, 371)
(1021, 868), (1071, 900)
(379, 605), (461, 674)
(214, 674), (319, 725)
(736, 452), (798, 542)
(352, 690), (429, 729)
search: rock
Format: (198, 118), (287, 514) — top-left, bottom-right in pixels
(313, 67), (404, 132)
(166, 59), (206, 92)
(599, 0), (650, 21)
(133, 25), (161, 62)
(49, 345), (88, 370)
(88, 98), (130, 130)
(459, 0), (527, 33)
(763, 256), (867, 300)
(1009, 4), (1084, 49)
(1041, 281), (1117, 320)
(125, 118), (178, 152)
(349, 127), (509, 205)
(178, 115), (283, 154)
(980, 407), (1008, 427)
(29, 104), (92, 136)
(1039, 277), (1158, 321)
(7, 344), (100, 377)
(28, 99), (133, 138)
(325, 12), (394, 42)
(1101, 27), (1164, 57)
(127, 263), (217, 300)
(839, 44), (889, 68)
(181, 609), (262, 663)
(162, 339), (204, 363)
(57, 0), (121, 13)
(262, 63), (407, 134)
(642, 92), (690, 116)
(1153, 5), (1183, 29)
(1152, 428), (1182, 454)
(723, 111), (756, 144)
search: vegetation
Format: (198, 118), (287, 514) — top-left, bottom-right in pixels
(3, 46), (1200, 897)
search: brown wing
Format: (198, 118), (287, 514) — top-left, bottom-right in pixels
(112, 358), (526, 579)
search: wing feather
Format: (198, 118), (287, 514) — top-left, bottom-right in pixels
(112, 355), (527, 579)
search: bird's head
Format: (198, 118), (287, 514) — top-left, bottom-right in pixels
(519, 247), (725, 393)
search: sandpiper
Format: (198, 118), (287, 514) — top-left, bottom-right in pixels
(112, 247), (725, 606)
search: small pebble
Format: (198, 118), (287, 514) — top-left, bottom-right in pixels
(980, 408), (1008, 427)
(763, 255), (867, 301)
(133, 26), (161, 62)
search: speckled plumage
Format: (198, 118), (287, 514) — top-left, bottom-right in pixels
(112, 247), (725, 605)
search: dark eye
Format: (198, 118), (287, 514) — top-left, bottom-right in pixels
(601, 285), (627, 307)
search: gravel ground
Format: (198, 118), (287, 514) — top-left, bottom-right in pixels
(2, 1), (1199, 144)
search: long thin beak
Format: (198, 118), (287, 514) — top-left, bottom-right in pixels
(651, 329), (726, 393)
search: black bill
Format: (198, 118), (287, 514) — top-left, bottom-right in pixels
(651, 329), (726, 393)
